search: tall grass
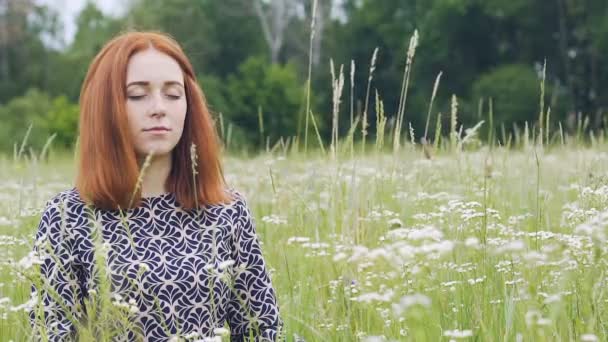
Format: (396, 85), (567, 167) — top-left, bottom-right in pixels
(4, 136), (607, 341)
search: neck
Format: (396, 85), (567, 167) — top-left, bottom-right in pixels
(138, 153), (172, 198)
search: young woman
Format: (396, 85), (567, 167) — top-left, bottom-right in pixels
(29, 31), (282, 341)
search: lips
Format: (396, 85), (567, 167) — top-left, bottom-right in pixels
(144, 126), (170, 132)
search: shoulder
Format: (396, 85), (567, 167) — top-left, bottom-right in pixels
(222, 187), (255, 222)
(223, 187), (249, 208)
(39, 187), (91, 227)
(35, 188), (95, 263)
(43, 187), (87, 211)
(36, 188), (98, 250)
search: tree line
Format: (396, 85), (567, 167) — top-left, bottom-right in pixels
(1, 0), (606, 154)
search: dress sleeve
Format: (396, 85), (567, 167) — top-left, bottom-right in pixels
(28, 197), (84, 341)
(227, 192), (283, 341)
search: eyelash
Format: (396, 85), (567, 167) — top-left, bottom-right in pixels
(127, 94), (182, 100)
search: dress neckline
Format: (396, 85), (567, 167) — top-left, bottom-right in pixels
(141, 192), (173, 201)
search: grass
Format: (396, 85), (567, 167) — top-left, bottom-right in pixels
(0, 135), (607, 341)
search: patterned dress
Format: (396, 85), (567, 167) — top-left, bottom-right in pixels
(28, 187), (282, 341)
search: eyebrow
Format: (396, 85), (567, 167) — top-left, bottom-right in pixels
(126, 81), (184, 88)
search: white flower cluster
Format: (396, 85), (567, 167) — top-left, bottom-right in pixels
(261, 214), (288, 225)
(111, 293), (138, 314)
(443, 329), (473, 339)
(391, 294), (431, 316)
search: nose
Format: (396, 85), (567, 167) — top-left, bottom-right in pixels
(148, 91), (167, 118)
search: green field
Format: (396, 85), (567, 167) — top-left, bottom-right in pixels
(1, 138), (607, 341)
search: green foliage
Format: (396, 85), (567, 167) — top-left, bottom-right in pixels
(225, 56), (305, 147)
(0, 89), (54, 153)
(44, 96), (79, 149)
(199, 75), (230, 118)
(1, 0), (607, 153)
(0, 89), (78, 154)
(127, 0), (266, 78)
(0, 2), (61, 103)
(472, 64), (541, 125)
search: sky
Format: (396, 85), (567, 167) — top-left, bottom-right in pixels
(36, 0), (127, 48)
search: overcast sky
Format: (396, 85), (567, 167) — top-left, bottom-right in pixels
(36, 0), (127, 48)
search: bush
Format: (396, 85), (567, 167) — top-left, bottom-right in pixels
(225, 56), (304, 148)
(0, 89), (53, 154)
(0, 89), (79, 155)
(44, 96), (79, 148)
(472, 64), (543, 126)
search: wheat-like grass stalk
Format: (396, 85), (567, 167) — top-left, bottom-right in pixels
(39, 133), (56, 162)
(190, 143), (199, 210)
(433, 112), (442, 151)
(343, 115), (360, 159)
(350, 59), (355, 127)
(375, 90), (386, 151)
(330, 59), (345, 160)
(450, 95), (459, 151)
(16, 122), (33, 162)
(424, 72), (443, 140)
(409, 122), (415, 147)
(458, 120), (485, 150)
(546, 106), (551, 147)
(309, 109), (325, 155)
(218, 112), (225, 142)
(303, 0), (318, 154)
(538, 59), (546, 147)
(488, 98), (494, 149)
(127, 151), (154, 209)
(393, 30), (419, 153)
(258, 106), (264, 149)
(361, 47), (379, 155)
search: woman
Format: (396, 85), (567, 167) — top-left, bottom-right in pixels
(28, 31), (282, 341)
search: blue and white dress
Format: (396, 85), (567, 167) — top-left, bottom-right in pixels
(29, 187), (282, 341)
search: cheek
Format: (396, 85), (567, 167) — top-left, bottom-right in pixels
(126, 102), (144, 130)
(174, 101), (187, 130)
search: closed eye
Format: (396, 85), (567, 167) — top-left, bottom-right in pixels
(128, 95), (145, 100)
(166, 94), (181, 100)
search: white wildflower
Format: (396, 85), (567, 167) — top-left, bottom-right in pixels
(16, 251), (43, 269)
(362, 336), (386, 342)
(333, 252), (348, 262)
(443, 329), (473, 338)
(261, 214), (287, 225)
(182, 331), (200, 339)
(351, 290), (394, 303)
(464, 237), (480, 248)
(218, 260), (235, 271)
(287, 236), (310, 244)
(392, 294), (431, 316)
(213, 327), (230, 336)
(494, 240), (525, 254)
(581, 334), (599, 342)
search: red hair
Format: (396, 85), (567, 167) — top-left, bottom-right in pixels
(76, 31), (231, 211)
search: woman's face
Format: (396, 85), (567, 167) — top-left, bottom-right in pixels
(125, 48), (187, 158)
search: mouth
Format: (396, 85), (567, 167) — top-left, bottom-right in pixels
(143, 126), (171, 132)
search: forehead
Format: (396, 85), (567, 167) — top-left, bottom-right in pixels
(126, 48), (184, 84)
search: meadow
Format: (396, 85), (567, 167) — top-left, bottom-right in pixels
(0, 131), (607, 341)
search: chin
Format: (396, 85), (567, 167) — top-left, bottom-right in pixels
(137, 144), (175, 157)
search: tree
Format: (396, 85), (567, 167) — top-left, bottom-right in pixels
(0, 0), (62, 103)
(126, 0), (265, 78)
(226, 56), (305, 146)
